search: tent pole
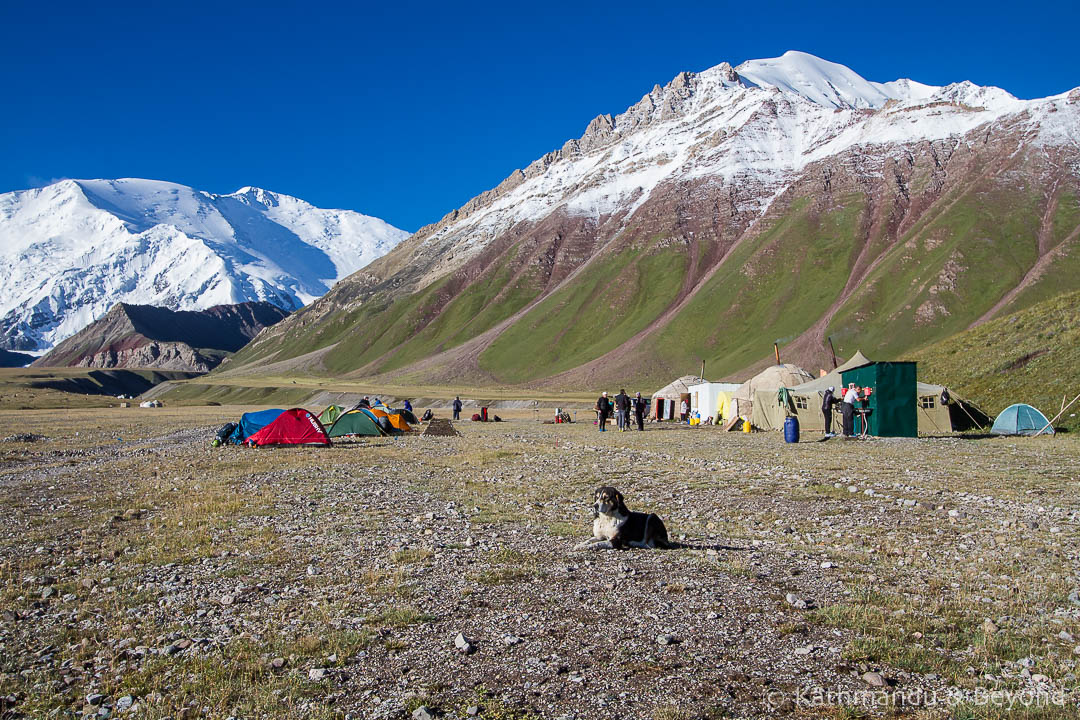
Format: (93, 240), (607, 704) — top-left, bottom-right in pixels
(774, 343), (780, 365)
(956, 398), (985, 430)
(1034, 392), (1080, 436)
(827, 337), (838, 370)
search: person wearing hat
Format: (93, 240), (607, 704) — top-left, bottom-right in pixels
(595, 391), (613, 432)
(821, 386), (837, 437)
(841, 382), (859, 437)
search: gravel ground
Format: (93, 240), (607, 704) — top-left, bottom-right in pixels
(1, 408), (1078, 719)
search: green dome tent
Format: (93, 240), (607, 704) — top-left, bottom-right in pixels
(318, 405), (345, 426)
(991, 404), (1054, 436)
(328, 409), (385, 438)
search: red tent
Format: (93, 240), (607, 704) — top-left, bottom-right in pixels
(246, 408), (331, 447)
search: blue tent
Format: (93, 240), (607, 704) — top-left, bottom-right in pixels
(991, 403), (1054, 436)
(228, 408), (285, 444)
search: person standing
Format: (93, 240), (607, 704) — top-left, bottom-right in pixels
(403, 399), (413, 413)
(680, 398), (688, 423)
(842, 383), (859, 437)
(633, 392), (647, 431)
(596, 391), (612, 432)
(614, 388), (630, 431)
(452, 396), (462, 421)
(821, 386), (837, 437)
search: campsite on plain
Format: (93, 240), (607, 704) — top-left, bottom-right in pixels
(2, 404), (1079, 719)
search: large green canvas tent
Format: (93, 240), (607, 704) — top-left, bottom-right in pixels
(991, 404), (1054, 436)
(840, 361), (918, 438)
(328, 409), (385, 438)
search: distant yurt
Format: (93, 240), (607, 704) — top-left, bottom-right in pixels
(650, 376), (704, 420)
(991, 404), (1054, 436)
(730, 364), (814, 430)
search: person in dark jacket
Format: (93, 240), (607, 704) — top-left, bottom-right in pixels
(614, 389), (631, 431)
(596, 391), (612, 432)
(821, 386), (837, 436)
(404, 399), (413, 413)
(632, 392), (647, 431)
(452, 396), (462, 421)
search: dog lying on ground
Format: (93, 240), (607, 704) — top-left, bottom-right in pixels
(573, 486), (673, 550)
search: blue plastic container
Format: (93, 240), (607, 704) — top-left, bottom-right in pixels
(783, 416), (800, 443)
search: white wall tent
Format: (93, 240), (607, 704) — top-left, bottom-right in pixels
(688, 382), (741, 423)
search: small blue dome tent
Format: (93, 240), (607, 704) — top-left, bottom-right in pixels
(991, 404), (1054, 436)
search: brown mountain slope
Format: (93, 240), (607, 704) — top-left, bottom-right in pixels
(36, 302), (289, 372)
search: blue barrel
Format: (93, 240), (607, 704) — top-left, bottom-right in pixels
(784, 416), (800, 443)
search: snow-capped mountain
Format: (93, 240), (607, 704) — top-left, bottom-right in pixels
(0, 178), (409, 351)
(229, 50), (1080, 387)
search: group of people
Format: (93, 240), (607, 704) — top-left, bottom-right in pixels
(595, 389), (649, 431)
(820, 382), (864, 437)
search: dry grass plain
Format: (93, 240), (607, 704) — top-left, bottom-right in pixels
(1, 406), (1078, 719)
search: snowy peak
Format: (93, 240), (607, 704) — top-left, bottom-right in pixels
(0, 178), (409, 351)
(735, 50), (895, 109)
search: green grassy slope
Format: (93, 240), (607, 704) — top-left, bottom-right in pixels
(479, 248), (688, 383)
(828, 182), (1043, 360)
(911, 289), (1080, 431)
(642, 194), (869, 383)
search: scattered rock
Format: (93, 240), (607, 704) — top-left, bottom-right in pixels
(413, 706), (436, 720)
(656, 634), (678, 646)
(785, 593), (808, 610)
(455, 632), (475, 654)
(308, 668), (328, 682)
(861, 672), (887, 687)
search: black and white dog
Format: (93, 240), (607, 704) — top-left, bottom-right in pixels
(573, 486), (673, 550)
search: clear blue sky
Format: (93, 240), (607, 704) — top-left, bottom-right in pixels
(2, 0), (1077, 232)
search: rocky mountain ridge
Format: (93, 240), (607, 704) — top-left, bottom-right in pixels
(35, 301), (289, 373)
(174, 52), (1080, 387)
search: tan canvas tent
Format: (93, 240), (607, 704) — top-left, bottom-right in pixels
(729, 364), (814, 429)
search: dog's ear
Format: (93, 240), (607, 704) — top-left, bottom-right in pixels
(615, 490), (629, 514)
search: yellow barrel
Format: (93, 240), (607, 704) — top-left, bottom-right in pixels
(742, 416), (751, 433)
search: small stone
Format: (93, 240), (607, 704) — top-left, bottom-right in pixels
(271, 657), (286, 669)
(861, 671), (887, 687)
(466, 706), (480, 716)
(794, 646), (814, 656)
(116, 696), (134, 712)
(982, 619), (999, 636)
(1030, 673), (1049, 684)
(219, 594), (234, 606)
(80, 578), (95, 590)
(86, 694), (105, 706)
(785, 593), (808, 610)
(40, 586), (56, 600)
(847, 486), (859, 493)
(656, 634), (677, 645)
(502, 635), (522, 646)
(1058, 631), (1074, 643)
(308, 668), (328, 682)
(455, 632), (474, 654)
(820, 561), (836, 569)
(412, 706), (435, 720)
